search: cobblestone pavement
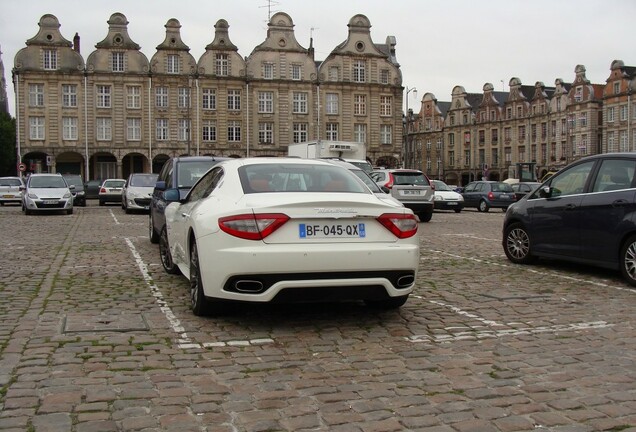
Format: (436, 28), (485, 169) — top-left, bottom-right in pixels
(0, 201), (635, 432)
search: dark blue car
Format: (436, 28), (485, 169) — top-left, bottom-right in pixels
(502, 152), (636, 286)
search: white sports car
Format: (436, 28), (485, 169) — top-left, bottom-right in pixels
(161, 158), (420, 316)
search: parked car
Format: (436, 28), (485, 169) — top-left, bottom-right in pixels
(431, 180), (464, 212)
(122, 173), (158, 213)
(84, 179), (102, 199)
(510, 181), (542, 201)
(370, 169), (435, 222)
(160, 158), (420, 315)
(149, 156), (230, 244)
(503, 152), (636, 286)
(461, 181), (516, 212)
(0, 176), (25, 206)
(98, 179), (126, 206)
(61, 174), (86, 207)
(21, 173), (74, 215)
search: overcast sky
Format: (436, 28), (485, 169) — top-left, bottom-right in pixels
(1, 0), (634, 117)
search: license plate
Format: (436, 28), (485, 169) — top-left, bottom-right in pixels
(299, 223), (366, 238)
(3, 195), (13, 198)
(401, 190), (423, 196)
(447, 202), (457, 206)
(43, 200), (58, 204)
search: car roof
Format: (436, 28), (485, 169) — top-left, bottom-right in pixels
(173, 156), (231, 163)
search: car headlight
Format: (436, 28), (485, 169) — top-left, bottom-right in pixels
(77, 191), (85, 196)
(127, 191), (139, 199)
(63, 192), (72, 199)
(434, 195), (443, 201)
(28, 193), (38, 199)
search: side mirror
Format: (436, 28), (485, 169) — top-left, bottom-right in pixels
(539, 186), (552, 198)
(69, 185), (76, 191)
(381, 186), (390, 194)
(164, 188), (180, 202)
(154, 180), (167, 191)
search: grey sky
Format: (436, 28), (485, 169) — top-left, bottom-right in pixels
(1, 0), (634, 116)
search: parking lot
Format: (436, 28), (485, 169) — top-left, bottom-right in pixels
(0, 202), (635, 432)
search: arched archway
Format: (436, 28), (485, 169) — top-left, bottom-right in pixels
(122, 152), (149, 178)
(89, 152), (117, 181)
(152, 154), (170, 174)
(22, 151), (48, 175)
(55, 151), (85, 176)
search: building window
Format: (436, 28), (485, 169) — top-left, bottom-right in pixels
(29, 117), (45, 140)
(228, 89), (241, 110)
(62, 84), (77, 108)
(353, 60), (366, 83)
(258, 122), (274, 144)
(228, 121), (241, 141)
(449, 150), (455, 167)
(202, 121), (216, 142)
(354, 123), (366, 143)
(380, 125), (392, 144)
(354, 94), (366, 116)
(293, 123), (308, 143)
(504, 127), (511, 141)
(167, 55), (179, 74)
(325, 123), (338, 141)
(178, 119), (190, 141)
(574, 86), (583, 102)
(614, 82), (621, 94)
(262, 62), (274, 79)
(325, 93), (338, 115)
(579, 113), (588, 128)
(491, 149), (499, 166)
(156, 87), (169, 108)
(608, 131), (616, 152)
(464, 150), (471, 167)
(112, 52), (125, 72)
(380, 69), (389, 84)
(541, 122), (547, 138)
(96, 117), (112, 141)
(127, 86), (141, 109)
(450, 115), (455, 126)
(518, 125), (526, 141)
(329, 66), (339, 81)
(29, 84), (44, 107)
(62, 117), (78, 140)
(292, 92), (308, 114)
(258, 91), (274, 113)
(178, 88), (190, 108)
(215, 54), (229, 76)
(492, 129), (499, 143)
(620, 105), (628, 121)
(96, 85), (111, 108)
(43, 49), (57, 70)
(202, 88), (216, 110)
(506, 107), (512, 119)
(607, 107), (615, 122)
(380, 96), (392, 116)
(127, 118), (141, 141)
(291, 64), (301, 80)
(156, 119), (169, 141)
(448, 133), (455, 146)
(516, 106), (522, 118)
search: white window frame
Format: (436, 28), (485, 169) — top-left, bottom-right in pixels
(228, 90), (241, 111)
(291, 64), (301, 80)
(325, 93), (338, 115)
(620, 105), (628, 121)
(29, 117), (45, 140)
(96, 85), (111, 108)
(354, 94), (366, 116)
(228, 121), (241, 142)
(156, 87), (169, 108)
(380, 125), (392, 144)
(156, 119), (169, 141)
(215, 54), (229, 76)
(607, 107), (615, 122)
(178, 119), (190, 141)
(258, 122), (274, 144)
(167, 55), (179, 74)
(62, 84), (77, 108)
(96, 117), (112, 141)
(43, 49), (57, 70)
(380, 69), (389, 85)
(325, 123), (338, 141)
(353, 60), (366, 83)
(329, 66), (339, 81)
(258, 91), (274, 113)
(62, 117), (78, 140)
(127, 86), (141, 109)
(354, 123), (366, 143)
(178, 87), (190, 108)
(29, 84), (44, 107)
(262, 62), (274, 79)
(202, 121), (217, 142)
(293, 123), (308, 143)
(292, 92), (308, 114)
(127, 118), (141, 141)
(112, 52), (125, 72)
(380, 96), (391, 116)
(202, 88), (216, 110)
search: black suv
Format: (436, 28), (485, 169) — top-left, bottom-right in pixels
(149, 156), (230, 244)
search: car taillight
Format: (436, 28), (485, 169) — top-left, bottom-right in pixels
(386, 173), (394, 189)
(100, 187), (107, 193)
(488, 191), (495, 200)
(377, 213), (418, 239)
(219, 213), (289, 240)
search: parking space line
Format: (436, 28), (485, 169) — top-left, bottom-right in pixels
(428, 299), (504, 327)
(443, 233), (499, 242)
(109, 209), (121, 225)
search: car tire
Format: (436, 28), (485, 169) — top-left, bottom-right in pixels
(503, 222), (536, 264)
(620, 235), (636, 286)
(67, 208), (73, 215)
(190, 240), (210, 316)
(99, 200), (104, 206)
(25, 208), (32, 215)
(418, 212), (433, 222)
(149, 214), (159, 244)
(454, 209), (462, 213)
(160, 227), (180, 275)
(478, 200), (490, 212)
(365, 295), (409, 310)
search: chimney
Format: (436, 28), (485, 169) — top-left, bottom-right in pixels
(73, 32), (80, 54)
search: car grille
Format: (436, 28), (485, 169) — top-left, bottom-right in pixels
(134, 198), (151, 206)
(35, 201), (65, 209)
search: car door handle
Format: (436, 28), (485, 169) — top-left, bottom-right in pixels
(181, 212), (190, 218)
(565, 204), (577, 210)
(612, 199), (628, 207)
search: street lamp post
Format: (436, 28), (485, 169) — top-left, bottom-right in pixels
(404, 86), (417, 168)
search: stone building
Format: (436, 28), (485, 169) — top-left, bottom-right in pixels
(411, 62), (634, 185)
(12, 12), (404, 179)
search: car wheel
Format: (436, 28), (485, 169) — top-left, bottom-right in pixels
(454, 209), (462, 213)
(478, 200), (490, 212)
(149, 214), (159, 244)
(503, 223), (535, 264)
(160, 227), (180, 275)
(620, 235), (636, 286)
(25, 208), (32, 215)
(67, 208), (73, 215)
(189, 241), (210, 316)
(418, 212), (432, 223)
(99, 200), (104, 206)
(365, 295), (409, 310)
(121, 200), (125, 210)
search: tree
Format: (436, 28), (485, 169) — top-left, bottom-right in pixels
(0, 112), (16, 176)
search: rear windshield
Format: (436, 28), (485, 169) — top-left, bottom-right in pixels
(103, 180), (125, 188)
(0, 178), (22, 187)
(177, 161), (217, 188)
(130, 174), (158, 187)
(392, 172), (429, 186)
(240, 163), (369, 194)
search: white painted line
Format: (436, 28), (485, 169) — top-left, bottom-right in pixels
(443, 233), (499, 242)
(109, 209), (121, 225)
(124, 237), (199, 349)
(429, 300), (504, 327)
(202, 338), (274, 348)
(407, 320), (614, 344)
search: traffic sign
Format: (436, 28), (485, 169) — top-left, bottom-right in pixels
(18, 162), (26, 172)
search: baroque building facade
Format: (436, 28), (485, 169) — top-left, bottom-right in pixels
(12, 12), (404, 179)
(410, 62), (635, 186)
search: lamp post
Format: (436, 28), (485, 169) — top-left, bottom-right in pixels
(404, 86), (417, 168)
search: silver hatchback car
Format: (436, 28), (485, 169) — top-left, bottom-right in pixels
(22, 173), (74, 215)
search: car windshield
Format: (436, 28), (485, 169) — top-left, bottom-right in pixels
(0, 178), (22, 187)
(104, 180), (125, 188)
(130, 174), (159, 187)
(29, 176), (68, 188)
(393, 172), (428, 186)
(241, 163), (369, 194)
(347, 160), (373, 173)
(177, 161), (217, 188)
(62, 176), (83, 187)
(351, 170), (382, 192)
(432, 180), (452, 191)
(492, 183), (514, 192)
